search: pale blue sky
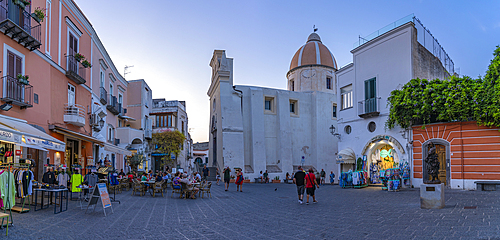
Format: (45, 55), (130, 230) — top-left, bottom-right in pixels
(75, 0), (499, 143)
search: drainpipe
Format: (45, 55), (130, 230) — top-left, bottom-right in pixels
(461, 122), (464, 190)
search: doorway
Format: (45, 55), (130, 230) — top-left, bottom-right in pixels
(65, 139), (79, 168)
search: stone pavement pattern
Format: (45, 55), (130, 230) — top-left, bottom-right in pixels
(1, 183), (500, 239)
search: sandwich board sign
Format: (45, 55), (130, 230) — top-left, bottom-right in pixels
(86, 183), (113, 216)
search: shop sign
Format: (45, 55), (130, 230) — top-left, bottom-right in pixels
(15, 150), (21, 156)
(25, 136), (65, 151)
(0, 130), (20, 143)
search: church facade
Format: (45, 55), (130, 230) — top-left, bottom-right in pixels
(207, 33), (340, 180)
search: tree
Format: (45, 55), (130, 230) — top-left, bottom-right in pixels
(127, 152), (144, 172)
(152, 130), (185, 170)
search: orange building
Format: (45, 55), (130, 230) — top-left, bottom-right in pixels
(0, 0), (150, 181)
(412, 121), (500, 190)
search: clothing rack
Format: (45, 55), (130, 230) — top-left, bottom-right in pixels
(11, 164), (32, 213)
(0, 163), (30, 227)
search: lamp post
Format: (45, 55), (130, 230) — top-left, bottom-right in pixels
(330, 125), (341, 139)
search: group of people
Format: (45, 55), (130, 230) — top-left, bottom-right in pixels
(293, 166), (320, 204)
(213, 166), (245, 192)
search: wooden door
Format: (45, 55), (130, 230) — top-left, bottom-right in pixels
(436, 145), (446, 185)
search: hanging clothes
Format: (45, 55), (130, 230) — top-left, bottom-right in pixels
(86, 173), (98, 187)
(22, 170), (32, 197)
(70, 173), (83, 192)
(0, 170), (16, 209)
(42, 171), (56, 184)
(27, 170), (34, 196)
(57, 172), (69, 187)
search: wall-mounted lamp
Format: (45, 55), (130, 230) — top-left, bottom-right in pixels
(0, 103), (13, 111)
(330, 125), (341, 139)
(99, 118), (105, 128)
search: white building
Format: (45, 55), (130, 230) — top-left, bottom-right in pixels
(151, 99), (192, 172)
(193, 142), (209, 169)
(207, 33), (339, 181)
(336, 14), (454, 188)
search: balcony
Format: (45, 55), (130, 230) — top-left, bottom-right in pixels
(106, 94), (121, 115)
(117, 127), (144, 145)
(358, 97), (380, 118)
(0, 1), (41, 51)
(64, 104), (86, 127)
(99, 87), (107, 105)
(145, 129), (152, 140)
(0, 75), (33, 109)
(65, 55), (86, 85)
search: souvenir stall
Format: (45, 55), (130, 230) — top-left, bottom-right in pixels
(367, 144), (411, 191)
(353, 157), (368, 188)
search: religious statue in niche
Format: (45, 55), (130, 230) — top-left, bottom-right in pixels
(424, 142), (441, 184)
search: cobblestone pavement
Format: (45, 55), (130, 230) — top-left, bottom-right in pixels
(1, 183), (500, 239)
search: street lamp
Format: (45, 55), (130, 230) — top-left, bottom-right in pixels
(330, 125), (340, 139)
(99, 118), (105, 128)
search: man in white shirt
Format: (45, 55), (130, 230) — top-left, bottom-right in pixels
(179, 174), (199, 199)
(195, 172), (202, 182)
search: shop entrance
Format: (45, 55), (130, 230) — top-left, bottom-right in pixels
(368, 143), (400, 184)
(65, 139), (79, 167)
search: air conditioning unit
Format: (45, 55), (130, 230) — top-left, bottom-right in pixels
(90, 114), (99, 126)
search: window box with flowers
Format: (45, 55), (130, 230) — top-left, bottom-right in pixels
(17, 74), (29, 85)
(31, 7), (45, 23)
(82, 59), (92, 68)
(14, 0), (31, 9)
(74, 53), (85, 62)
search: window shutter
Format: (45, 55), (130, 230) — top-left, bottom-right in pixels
(15, 55), (22, 76)
(7, 52), (15, 77)
(364, 80), (369, 100)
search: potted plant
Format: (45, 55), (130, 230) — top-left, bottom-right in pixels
(272, 176), (281, 183)
(243, 177), (250, 183)
(82, 59), (92, 68)
(74, 53), (84, 62)
(16, 74), (29, 85)
(32, 7), (45, 23)
(230, 175), (235, 183)
(14, 0), (30, 8)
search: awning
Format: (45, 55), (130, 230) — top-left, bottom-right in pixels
(0, 114), (65, 151)
(337, 148), (356, 164)
(104, 142), (132, 156)
(49, 125), (104, 146)
(17, 142), (48, 152)
(118, 115), (136, 121)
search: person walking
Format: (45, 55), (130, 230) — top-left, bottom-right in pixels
(330, 171), (335, 185)
(235, 169), (244, 192)
(304, 168), (319, 204)
(202, 165), (210, 181)
(223, 166), (231, 191)
(320, 169), (326, 185)
(216, 168), (221, 185)
(293, 166), (306, 204)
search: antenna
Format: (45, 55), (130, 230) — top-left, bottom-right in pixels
(124, 65), (134, 79)
(313, 25), (318, 32)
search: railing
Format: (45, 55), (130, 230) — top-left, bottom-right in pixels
(353, 14), (454, 74)
(358, 97), (380, 117)
(64, 103), (85, 118)
(100, 87), (107, 105)
(106, 94), (121, 115)
(0, 0), (42, 46)
(66, 55), (86, 84)
(1, 75), (33, 108)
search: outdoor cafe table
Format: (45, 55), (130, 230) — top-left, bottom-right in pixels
(33, 188), (69, 214)
(141, 181), (156, 195)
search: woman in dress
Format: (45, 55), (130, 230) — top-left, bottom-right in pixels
(216, 168), (221, 185)
(235, 169), (244, 192)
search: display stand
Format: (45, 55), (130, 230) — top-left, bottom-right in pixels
(85, 183), (113, 216)
(0, 163), (31, 227)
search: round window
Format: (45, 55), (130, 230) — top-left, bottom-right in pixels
(368, 122), (376, 132)
(345, 125), (352, 134)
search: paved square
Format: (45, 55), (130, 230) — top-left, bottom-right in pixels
(2, 183), (500, 239)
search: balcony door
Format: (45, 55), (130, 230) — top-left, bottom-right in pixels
(6, 50), (24, 101)
(68, 84), (75, 106)
(364, 77), (376, 113)
(67, 32), (78, 73)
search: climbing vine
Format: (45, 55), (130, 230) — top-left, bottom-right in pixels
(387, 46), (500, 129)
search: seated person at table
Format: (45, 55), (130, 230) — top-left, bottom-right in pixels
(172, 173), (181, 189)
(179, 174), (199, 199)
(118, 169), (126, 177)
(162, 172), (169, 181)
(128, 172), (134, 182)
(155, 174), (162, 182)
(195, 172), (202, 182)
(141, 173), (148, 182)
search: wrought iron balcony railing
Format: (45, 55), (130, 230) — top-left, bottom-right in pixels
(0, 0), (41, 51)
(1, 75), (33, 108)
(100, 86), (107, 105)
(64, 103), (86, 127)
(358, 97), (381, 118)
(66, 55), (86, 84)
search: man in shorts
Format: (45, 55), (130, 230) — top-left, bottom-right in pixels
(223, 166), (231, 191)
(293, 166), (306, 204)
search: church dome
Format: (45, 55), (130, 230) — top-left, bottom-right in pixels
(289, 32), (337, 71)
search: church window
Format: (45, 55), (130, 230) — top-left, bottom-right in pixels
(289, 99), (298, 116)
(341, 85), (353, 110)
(264, 96), (275, 113)
(326, 77), (332, 90)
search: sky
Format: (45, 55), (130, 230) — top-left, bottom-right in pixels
(75, 0), (500, 143)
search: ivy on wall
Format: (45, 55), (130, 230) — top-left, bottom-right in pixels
(387, 46), (500, 129)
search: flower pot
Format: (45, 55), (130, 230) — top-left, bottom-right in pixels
(31, 13), (42, 23)
(75, 56), (83, 62)
(14, 0), (26, 8)
(272, 180), (281, 183)
(243, 179), (250, 183)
